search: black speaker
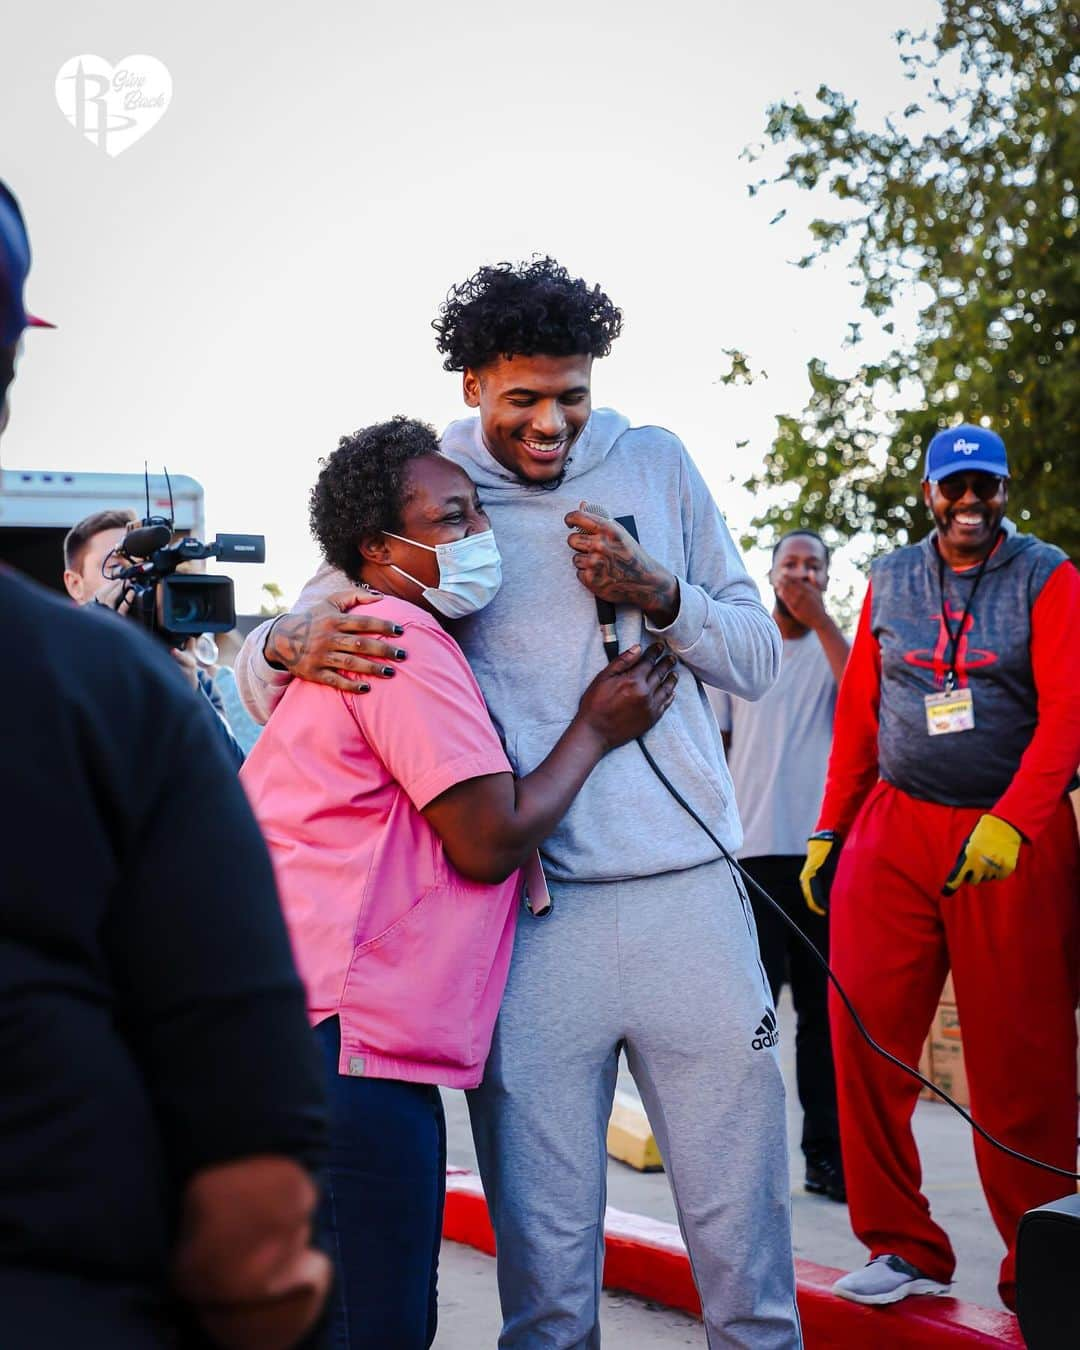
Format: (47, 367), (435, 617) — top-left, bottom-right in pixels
(1016, 1193), (1080, 1348)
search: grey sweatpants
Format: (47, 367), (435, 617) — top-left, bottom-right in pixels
(467, 858), (802, 1349)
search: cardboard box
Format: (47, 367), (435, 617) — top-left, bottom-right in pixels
(929, 1000), (969, 1107)
(918, 1036), (935, 1101)
(929, 1038), (969, 1107)
(936, 1001), (962, 1043)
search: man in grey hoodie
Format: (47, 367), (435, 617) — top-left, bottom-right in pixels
(235, 258), (801, 1348)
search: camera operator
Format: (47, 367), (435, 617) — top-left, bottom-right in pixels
(1, 181), (330, 1348)
(63, 510), (246, 768)
(62, 507), (137, 606)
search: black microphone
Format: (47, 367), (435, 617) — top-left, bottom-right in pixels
(582, 504), (639, 659)
(122, 521), (172, 557)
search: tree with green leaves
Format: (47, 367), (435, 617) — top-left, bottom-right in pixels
(733, 0), (1079, 559)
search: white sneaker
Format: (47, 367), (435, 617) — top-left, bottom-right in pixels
(832, 1254), (951, 1305)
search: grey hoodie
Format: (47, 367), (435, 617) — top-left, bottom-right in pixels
(235, 409), (780, 882)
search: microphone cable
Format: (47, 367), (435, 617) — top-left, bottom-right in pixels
(634, 732), (1080, 1185)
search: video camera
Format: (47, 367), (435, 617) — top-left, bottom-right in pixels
(108, 516), (265, 647)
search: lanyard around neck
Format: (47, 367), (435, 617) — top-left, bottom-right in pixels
(936, 537), (996, 690)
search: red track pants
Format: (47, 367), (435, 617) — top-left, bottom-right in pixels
(829, 782), (1080, 1309)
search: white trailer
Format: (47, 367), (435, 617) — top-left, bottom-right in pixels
(0, 468), (204, 592)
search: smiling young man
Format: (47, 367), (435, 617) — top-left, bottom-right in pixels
(235, 258), (802, 1348)
(800, 424), (1080, 1311)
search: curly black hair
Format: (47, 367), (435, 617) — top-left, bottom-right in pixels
(309, 416), (440, 583)
(432, 256), (623, 372)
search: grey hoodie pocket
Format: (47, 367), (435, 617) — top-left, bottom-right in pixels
(508, 712), (737, 881)
(666, 716), (730, 813)
(507, 719), (565, 778)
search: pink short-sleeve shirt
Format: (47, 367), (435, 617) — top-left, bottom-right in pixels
(240, 596), (520, 1088)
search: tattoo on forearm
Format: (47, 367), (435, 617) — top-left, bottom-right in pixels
(269, 613), (313, 671)
(592, 553), (653, 604)
(592, 543), (674, 614)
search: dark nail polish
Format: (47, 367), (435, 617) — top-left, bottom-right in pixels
(394, 648), (407, 660)
(381, 666), (396, 677)
(359, 683), (371, 693)
(392, 625), (405, 635)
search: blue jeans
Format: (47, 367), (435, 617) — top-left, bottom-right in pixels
(313, 1018), (446, 1350)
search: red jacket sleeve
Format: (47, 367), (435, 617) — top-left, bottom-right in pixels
(815, 583), (881, 837)
(992, 560), (1080, 841)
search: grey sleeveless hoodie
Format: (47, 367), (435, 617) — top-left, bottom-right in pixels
(872, 520), (1067, 808)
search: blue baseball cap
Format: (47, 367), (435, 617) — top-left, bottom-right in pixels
(923, 424), (1009, 481)
(0, 181), (54, 347)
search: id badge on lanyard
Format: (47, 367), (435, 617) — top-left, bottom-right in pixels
(924, 682), (975, 736)
(926, 544), (991, 737)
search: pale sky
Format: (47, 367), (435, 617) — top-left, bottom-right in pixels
(2, 0), (940, 611)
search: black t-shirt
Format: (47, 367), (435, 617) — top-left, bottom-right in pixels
(0, 569), (326, 1346)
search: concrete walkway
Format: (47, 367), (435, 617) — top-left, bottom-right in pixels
(438, 987), (1015, 1343)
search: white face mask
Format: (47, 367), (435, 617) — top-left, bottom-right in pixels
(383, 528), (502, 619)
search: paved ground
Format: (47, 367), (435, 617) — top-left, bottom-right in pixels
(438, 987), (1014, 1344)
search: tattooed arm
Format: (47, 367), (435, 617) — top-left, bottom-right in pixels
(262, 597), (408, 688)
(564, 509), (680, 628)
(565, 441), (780, 702)
(234, 563), (408, 724)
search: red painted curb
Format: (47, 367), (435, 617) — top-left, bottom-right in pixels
(443, 1170), (1023, 1347)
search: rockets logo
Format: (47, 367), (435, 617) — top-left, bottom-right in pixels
(56, 56), (172, 157)
(903, 604), (997, 688)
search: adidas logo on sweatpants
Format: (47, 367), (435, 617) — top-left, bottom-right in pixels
(752, 1008), (779, 1050)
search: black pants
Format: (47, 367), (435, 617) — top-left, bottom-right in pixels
(742, 854), (839, 1161)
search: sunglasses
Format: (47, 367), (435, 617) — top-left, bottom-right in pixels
(932, 472), (1006, 502)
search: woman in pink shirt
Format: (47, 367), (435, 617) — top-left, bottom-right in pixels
(240, 417), (677, 1349)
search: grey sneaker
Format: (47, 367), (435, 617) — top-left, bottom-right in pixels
(832, 1254), (951, 1305)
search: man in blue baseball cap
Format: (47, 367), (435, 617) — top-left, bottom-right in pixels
(800, 421), (1080, 1311)
(0, 182), (54, 434)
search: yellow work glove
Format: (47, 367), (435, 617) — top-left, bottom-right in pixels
(942, 814), (1023, 895)
(800, 831), (839, 917)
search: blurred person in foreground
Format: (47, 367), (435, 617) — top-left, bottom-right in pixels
(0, 180), (331, 1348)
(800, 425), (1080, 1310)
(63, 508), (246, 767)
(235, 259), (800, 1349)
(241, 416), (678, 1348)
(710, 529), (848, 1204)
